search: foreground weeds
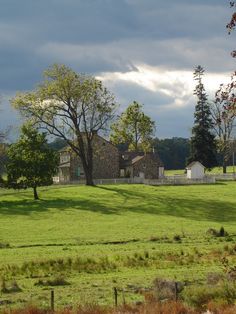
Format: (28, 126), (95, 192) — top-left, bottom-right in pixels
(4, 302), (236, 314)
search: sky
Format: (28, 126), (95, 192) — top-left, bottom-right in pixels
(0, 0), (235, 139)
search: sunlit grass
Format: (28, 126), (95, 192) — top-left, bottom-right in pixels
(0, 182), (235, 307)
(165, 166), (235, 176)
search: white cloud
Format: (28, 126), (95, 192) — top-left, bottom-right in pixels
(97, 64), (231, 111)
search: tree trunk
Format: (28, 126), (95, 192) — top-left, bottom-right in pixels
(75, 133), (94, 186)
(80, 150), (94, 186)
(33, 186), (39, 200)
(222, 147), (227, 174)
(84, 167), (94, 186)
(223, 163), (227, 174)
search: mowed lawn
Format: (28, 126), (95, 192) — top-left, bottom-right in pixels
(0, 182), (236, 307)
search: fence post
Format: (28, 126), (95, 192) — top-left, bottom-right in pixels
(50, 290), (55, 311)
(122, 289), (126, 305)
(174, 282), (178, 302)
(113, 287), (118, 307)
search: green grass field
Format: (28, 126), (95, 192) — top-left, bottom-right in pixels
(165, 166), (235, 176)
(0, 182), (236, 308)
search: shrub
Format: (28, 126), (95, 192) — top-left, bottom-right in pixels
(206, 227), (228, 237)
(173, 235), (181, 242)
(0, 242), (10, 249)
(152, 278), (184, 301)
(183, 281), (236, 310)
(1, 278), (8, 293)
(207, 272), (225, 285)
(1, 279), (22, 293)
(219, 226), (228, 237)
(35, 275), (70, 286)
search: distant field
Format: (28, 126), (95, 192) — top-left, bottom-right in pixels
(0, 182), (236, 308)
(165, 166), (235, 176)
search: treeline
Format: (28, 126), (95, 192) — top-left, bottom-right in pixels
(153, 138), (190, 170)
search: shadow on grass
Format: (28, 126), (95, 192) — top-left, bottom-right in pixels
(0, 184), (235, 223)
(96, 184), (236, 223)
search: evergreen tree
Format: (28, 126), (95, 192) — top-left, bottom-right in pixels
(188, 66), (217, 169)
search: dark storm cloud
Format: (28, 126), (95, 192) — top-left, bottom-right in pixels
(0, 0), (232, 91)
(0, 0), (234, 137)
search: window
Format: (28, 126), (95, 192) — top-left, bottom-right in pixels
(120, 169), (125, 177)
(77, 166), (85, 178)
(60, 153), (70, 163)
(122, 155), (129, 160)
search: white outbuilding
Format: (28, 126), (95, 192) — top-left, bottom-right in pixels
(186, 161), (205, 179)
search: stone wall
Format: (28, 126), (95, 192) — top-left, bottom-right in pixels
(133, 154), (160, 179)
(60, 134), (120, 180)
(92, 135), (120, 179)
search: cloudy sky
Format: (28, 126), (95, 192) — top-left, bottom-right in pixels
(0, 0), (235, 139)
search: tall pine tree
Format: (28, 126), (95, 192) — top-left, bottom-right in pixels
(188, 66), (217, 170)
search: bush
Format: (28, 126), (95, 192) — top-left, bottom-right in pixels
(1, 279), (22, 293)
(35, 275), (70, 286)
(182, 281), (236, 310)
(152, 278), (184, 301)
(206, 227), (228, 237)
(173, 235), (181, 242)
(0, 242), (10, 249)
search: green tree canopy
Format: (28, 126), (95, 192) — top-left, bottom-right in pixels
(6, 124), (59, 199)
(11, 64), (117, 186)
(110, 101), (155, 152)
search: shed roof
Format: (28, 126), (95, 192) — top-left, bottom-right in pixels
(186, 161), (205, 169)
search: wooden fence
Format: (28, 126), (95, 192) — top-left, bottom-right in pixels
(53, 173), (236, 186)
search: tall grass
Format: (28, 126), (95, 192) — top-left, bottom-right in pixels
(5, 302), (236, 314)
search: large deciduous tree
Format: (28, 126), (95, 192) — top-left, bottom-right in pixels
(110, 101), (155, 152)
(188, 66), (217, 169)
(6, 124), (59, 200)
(11, 64), (117, 186)
(211, 74), (236, 173)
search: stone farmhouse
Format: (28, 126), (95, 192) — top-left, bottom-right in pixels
(58, 134), (164, 183)
(120, 151), (164, 179)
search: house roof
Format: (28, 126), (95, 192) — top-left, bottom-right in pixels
(59, 133), (117, 153)
(58, 161), (70, 168)
(131, 155), (144, 165)
(186, 161), (205, 169)
(120, 151), (164, 168)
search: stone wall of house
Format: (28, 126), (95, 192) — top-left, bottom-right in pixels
(133, 154), (160, 179)
(92, 135), (120, 179)
(59, 134), (120, 180)
(69, 155), (82, 181)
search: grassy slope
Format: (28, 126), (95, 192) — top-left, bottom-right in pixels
(0, 183), (236, 307)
